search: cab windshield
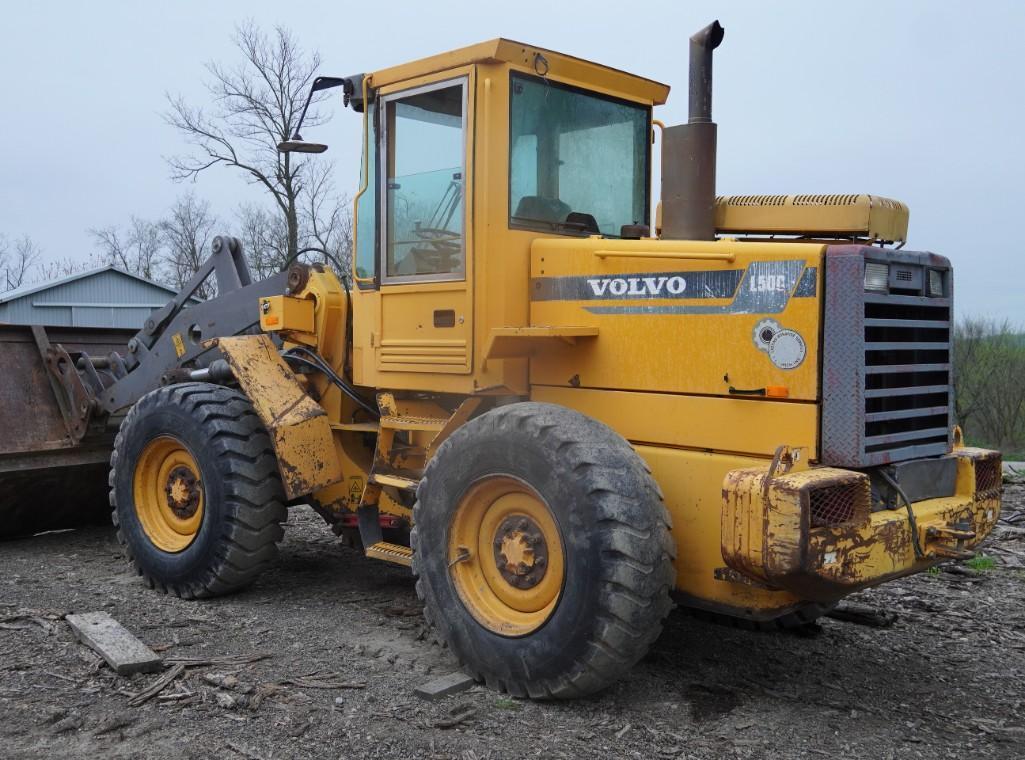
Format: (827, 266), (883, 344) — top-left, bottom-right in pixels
(509, 72), (650, 238)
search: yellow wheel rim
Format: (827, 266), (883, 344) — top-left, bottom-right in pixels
(448, 476), (564, 637)
(132, 436), (204, 553)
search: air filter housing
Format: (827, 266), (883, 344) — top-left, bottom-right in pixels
(714, 193), (909, 244)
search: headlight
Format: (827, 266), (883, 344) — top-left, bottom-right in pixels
(864, 261), (889, 292)
(928, 269), (944, 296)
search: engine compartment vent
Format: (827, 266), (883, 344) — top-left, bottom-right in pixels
(714, 193), (908, 244)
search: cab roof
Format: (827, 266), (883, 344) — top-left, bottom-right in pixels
(368, 38), (670, 105)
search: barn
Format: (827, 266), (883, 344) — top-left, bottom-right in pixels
(0, 267), (194, 329)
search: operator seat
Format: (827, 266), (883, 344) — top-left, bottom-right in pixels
(514, 195), (571, 224)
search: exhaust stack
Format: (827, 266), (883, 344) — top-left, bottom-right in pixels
(661, 20), (725, 240)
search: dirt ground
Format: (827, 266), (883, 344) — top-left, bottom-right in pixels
(2, 480), (1024, 760)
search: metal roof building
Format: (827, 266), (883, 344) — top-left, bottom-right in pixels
(0, 267), (193, 329)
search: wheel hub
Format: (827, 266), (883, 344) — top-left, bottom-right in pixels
(493, 515), (548, 589)
(448, 476), (565, 637)
(133, 436), (205, 553)
(165, 465), (201, 519)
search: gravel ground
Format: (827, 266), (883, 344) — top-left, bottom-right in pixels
(1, 480), (1023, 760)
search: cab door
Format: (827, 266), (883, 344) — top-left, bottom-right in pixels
(376, 70), (474, 375)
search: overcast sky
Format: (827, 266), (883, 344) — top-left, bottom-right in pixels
(1, 1), (1022, 320)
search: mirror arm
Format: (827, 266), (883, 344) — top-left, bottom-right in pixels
(289, 76), (350, 142)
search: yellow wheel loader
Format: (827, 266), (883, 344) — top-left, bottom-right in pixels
(0, 21), (1003, 698)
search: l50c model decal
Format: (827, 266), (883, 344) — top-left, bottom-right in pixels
(531, 261), (817, 315)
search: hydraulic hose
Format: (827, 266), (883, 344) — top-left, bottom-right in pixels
(282, 346), (378, 419)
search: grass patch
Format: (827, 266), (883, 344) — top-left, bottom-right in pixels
(927, 566), (941, 576)
(495, 697), (521, 710)
(966, 554), (997, 571)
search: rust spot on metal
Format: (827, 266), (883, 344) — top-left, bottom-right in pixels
(493, 515), (549, 589)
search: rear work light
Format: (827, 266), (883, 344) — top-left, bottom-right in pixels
(864, 261), (889, 292)
(928, 269), (944, 296)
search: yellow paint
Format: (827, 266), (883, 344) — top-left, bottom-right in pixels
(721, 447), (1002, 604)
(259, 296), (315, 334)
(448, 475), (564, 636)
(483, 326), (598, 363)
(365, 541), (413, 566)
(635, 445), (804, 617)
(715, 194), (909, 243)
(132, 436), (204, 553)
(368, 38), (669, 105)
(171, 333), (186, 359)
(532, 386), (817, 458)
(214, 335), (343, 500)
(529, 237), (823, 401)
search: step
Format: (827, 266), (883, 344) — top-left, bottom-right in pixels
(371, 473), (419, 492)
(365, 541), (413, 567)
(331, 421), (380, 433)
(379, 415), (448, 432)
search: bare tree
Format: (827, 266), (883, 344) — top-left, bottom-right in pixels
(236, 202), (289, 281)
(160, 193), (218, 298)
(0, 235), (43, 290)
(90, 217), (165, 281)
(301, 162), (353, 283)
(34, 255), (102, 282)
(166, 22), (328, 262)
(234, 167), (354, 284)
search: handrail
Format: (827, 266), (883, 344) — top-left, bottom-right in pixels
(593, 250), (735, 262)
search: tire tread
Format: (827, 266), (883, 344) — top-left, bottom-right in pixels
(110, 382), (286, 599)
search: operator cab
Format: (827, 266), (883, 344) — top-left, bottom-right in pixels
(330, 39), (669, 393)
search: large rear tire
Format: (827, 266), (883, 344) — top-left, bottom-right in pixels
(110, 383), (286, 599)
(412, 402), (675, 698)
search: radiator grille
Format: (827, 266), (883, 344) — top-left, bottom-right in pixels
(862, 293), (951, 459)
(821, 247), (954, 467)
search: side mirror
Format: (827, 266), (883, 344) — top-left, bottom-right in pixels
(277, 75), (354, 155)
(277, 139), (329, 154)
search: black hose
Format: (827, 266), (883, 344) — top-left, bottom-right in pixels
(279, 246), (347, 275)
(283, 347), (378, 418)
(279, 246), (354, 382)
(878, 469), (926, 559)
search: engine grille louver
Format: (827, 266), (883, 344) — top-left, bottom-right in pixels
(821, 247), (953, 467)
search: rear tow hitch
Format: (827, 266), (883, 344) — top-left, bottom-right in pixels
(925, 522), (977, 560)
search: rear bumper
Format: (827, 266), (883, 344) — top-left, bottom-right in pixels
(722, 447), (1002, 602)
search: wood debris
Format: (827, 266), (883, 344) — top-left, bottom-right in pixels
(126, 663), (186, 707)
(65, 611), (162, 675)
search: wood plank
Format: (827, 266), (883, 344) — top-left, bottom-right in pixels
(414, 671), (475, 701)
(65, 611), (162, 675)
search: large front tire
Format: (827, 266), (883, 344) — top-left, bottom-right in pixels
(412, 402), (675, 698)
(110, 383), (286, 599)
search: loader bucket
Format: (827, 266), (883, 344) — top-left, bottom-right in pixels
(0, 324), (135, 539)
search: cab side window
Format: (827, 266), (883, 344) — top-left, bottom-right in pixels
(381, 79), (466, 282)
(354, 103), (378, 283)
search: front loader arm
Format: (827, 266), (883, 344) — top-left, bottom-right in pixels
(97, 236), (288, 415)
